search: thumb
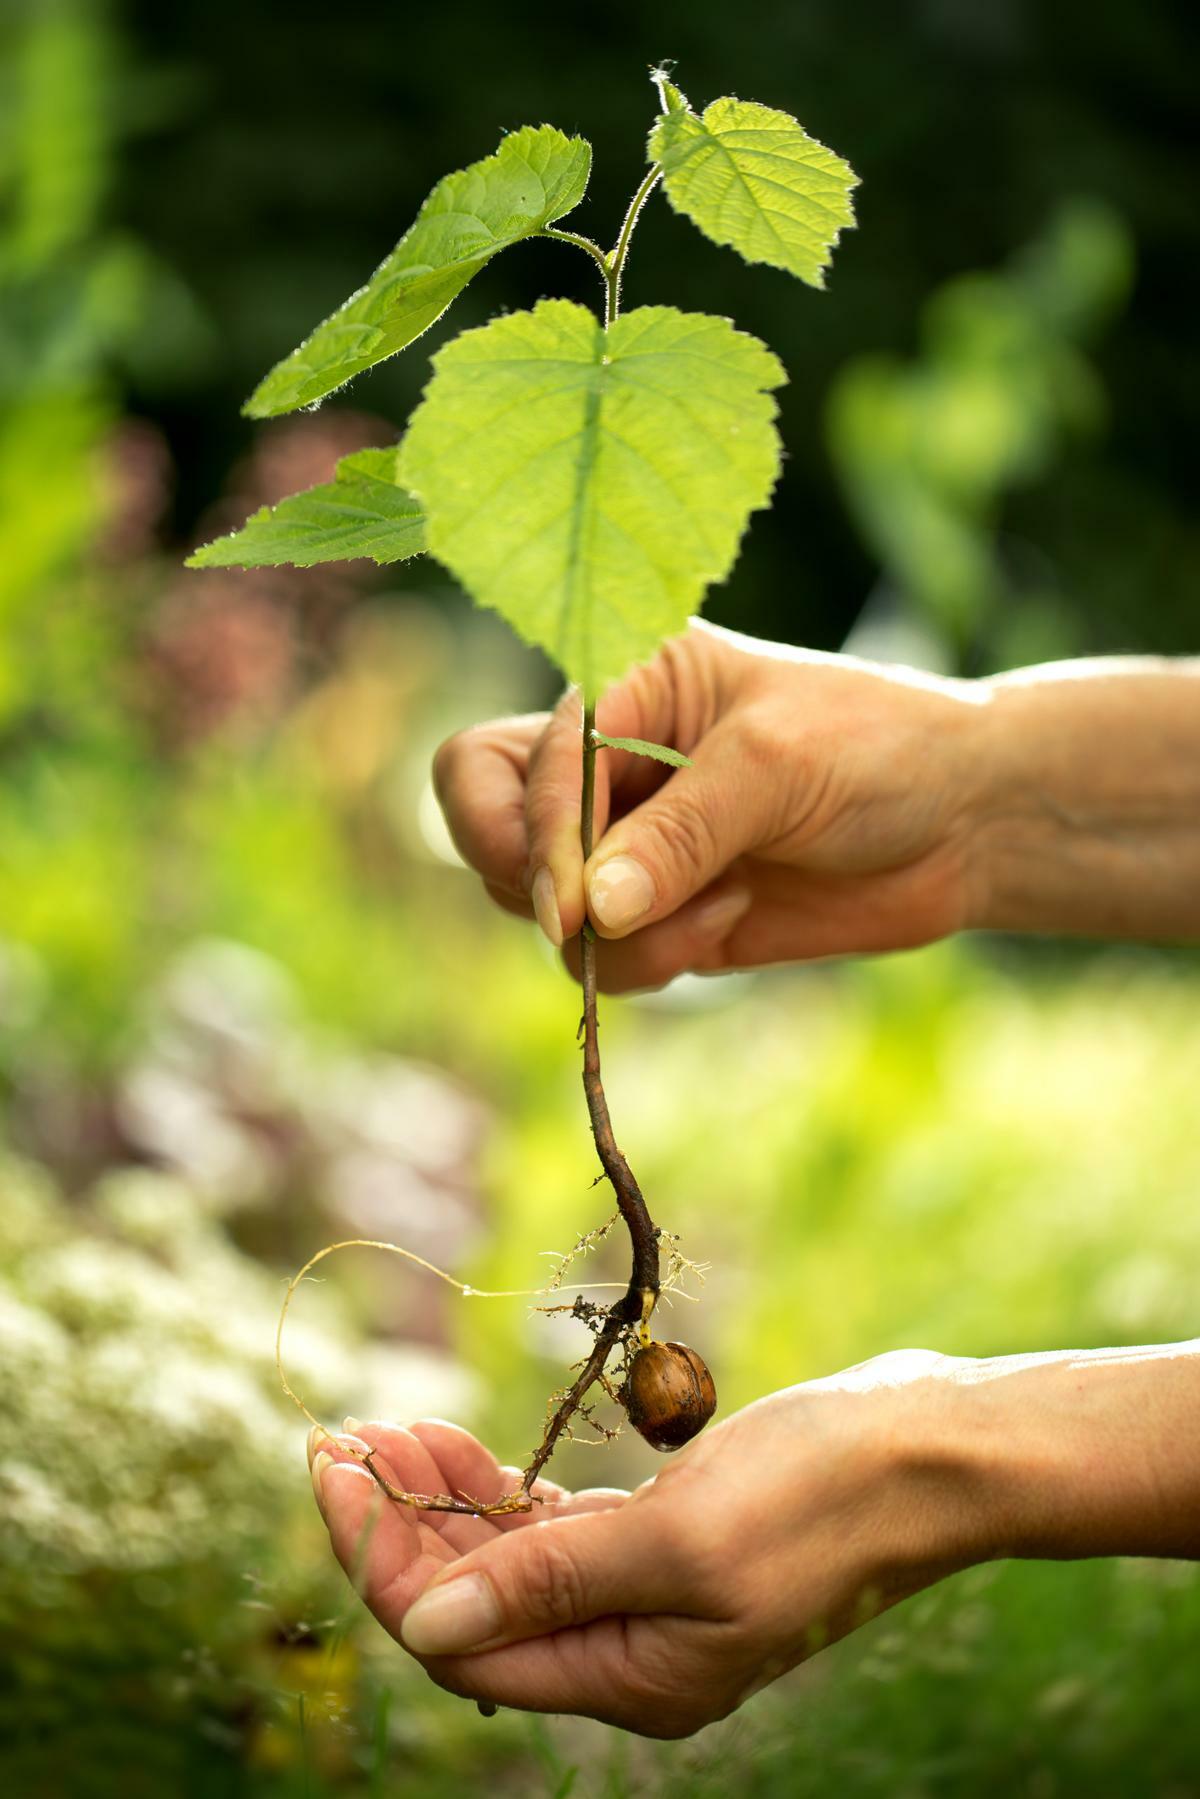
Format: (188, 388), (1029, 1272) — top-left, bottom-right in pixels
(585, 721), (776, 937)
(398, 1505), (681, 1656)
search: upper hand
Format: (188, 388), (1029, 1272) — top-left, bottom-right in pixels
(310, 1353), (978, 1737)
(432, 622), (991, 991)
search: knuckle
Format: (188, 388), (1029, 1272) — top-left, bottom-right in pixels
(509, 1532), (589, 1630)
(430, 730), (467, 801)
(526, 726), (582, 837)
(638, 794), (721, 888)
(666, 1531), (730, 1615)
(731, 704), (781, 774)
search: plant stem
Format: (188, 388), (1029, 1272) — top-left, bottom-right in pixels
(365, 164), (673, 1516)
(578, 700), (660, 1329)
(540, 225), (611, 282)
(568, 168), (666, 1367)
(605, 164), (663, 326)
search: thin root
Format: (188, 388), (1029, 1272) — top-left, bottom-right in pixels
(277, 1236), (648, 1517)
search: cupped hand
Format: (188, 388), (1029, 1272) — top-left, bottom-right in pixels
(433, 621), (992, 992)
(309, 1355), (980, 1737)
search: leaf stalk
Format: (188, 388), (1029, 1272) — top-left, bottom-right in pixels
(604, 164), (663, 326)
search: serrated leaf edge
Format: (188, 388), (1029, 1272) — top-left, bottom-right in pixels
(649, 92), (859, 290)
(185, 447), (425, 571)
(592, 731), (694, 767)
(243, 125), (592, 419)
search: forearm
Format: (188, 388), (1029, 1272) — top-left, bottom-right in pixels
(929, 1340), (1200, 1565)
(971, 658), (1200, 941)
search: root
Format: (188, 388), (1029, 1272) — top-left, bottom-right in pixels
(278, 1236), (646, 1516)
(539, 1210), (620, 1293)
(280, 703), (708, 1516)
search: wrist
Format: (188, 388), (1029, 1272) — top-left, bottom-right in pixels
(966, 658), (1200, 939)
(894, 1342), (1200, 1566)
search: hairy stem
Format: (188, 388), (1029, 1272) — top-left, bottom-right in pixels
(541, 225), (611, 282)
(605, 164), (663, 326)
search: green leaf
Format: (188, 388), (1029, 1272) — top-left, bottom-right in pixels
(398, 300), (784, 695)
(243, 126), (591, 419)
(186, 448), (425, 569)
(592, 732), (692, 768)
(650, 95), (858, 289)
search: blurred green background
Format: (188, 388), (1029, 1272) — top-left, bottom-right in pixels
(1, 1), (1198, 1794)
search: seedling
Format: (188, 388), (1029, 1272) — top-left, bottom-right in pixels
(191, 66), (857, 1512)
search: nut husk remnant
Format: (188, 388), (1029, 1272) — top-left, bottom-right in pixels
(623, 1340), (717, 1451)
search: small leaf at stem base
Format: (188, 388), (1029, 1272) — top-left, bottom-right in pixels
(592, 731), (692, 768)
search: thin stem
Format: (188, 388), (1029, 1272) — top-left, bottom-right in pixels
(605, 163), (663, 325)
(540, 226), (611, 283)
(578, 700), (660, 1326)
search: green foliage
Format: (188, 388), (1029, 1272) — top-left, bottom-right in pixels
(208, 71), (862, 697)
(186, 446), (425, 569)
(826, 200), (1133, 663)
(399, 300), (784, 694)
(651, 86), (858, 288)
(0, 0), (206, 728)
(9, 19), (1200, 1798)
(243, 125), (592, 419)
(592, 731), (692, 767)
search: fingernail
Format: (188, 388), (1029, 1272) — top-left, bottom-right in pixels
(342, 1416), (366, 1436)
(692, 885), (752, 939)
(400, 1573), (501, 1655)
(306, 1425), (326, 1469)
(530, 866), (563, 948)
(311, 1450), (332, 1516)
(587, 855), (655, 931)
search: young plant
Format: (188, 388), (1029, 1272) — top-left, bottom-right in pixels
(191, 67), (857, 1512)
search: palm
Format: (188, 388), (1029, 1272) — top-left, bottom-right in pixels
(317, 1418), (628, 1643)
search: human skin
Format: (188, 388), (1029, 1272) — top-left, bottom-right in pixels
(312, 1341), (1200, 1736)
(430, 621), (1200, 987)
(312, 627), (1200, 1733)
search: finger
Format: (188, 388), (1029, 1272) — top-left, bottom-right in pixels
(524, 657), (700, 946)
(704, 858), (965, 967)
(317, 1457), (453, 1624)
(432, 714), (547, 896)
(561, 875), (754, 993)
(521, 691), (599, 946)
(483, 881), (534, 922)
(584, 718), (781, 939)
(493, 1469), (629, 1527)
(396, 1500), (690, 1658)
(406, 1422), (622, 1533)
(526, 1486), (630, 1518)
(408, 1421), (559, 1533)
(342, 1420), (503, 1555)
(424, 1612), (712, 1736)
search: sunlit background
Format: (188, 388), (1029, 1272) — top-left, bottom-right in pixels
(1, 2), (1198, 1793)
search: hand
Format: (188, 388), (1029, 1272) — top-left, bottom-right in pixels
(435, 634), (1200, 980)
(433, 622), (990, 991)
(308, 1354), (981, 1737)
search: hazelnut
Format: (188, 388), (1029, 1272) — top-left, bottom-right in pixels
(623, 1340), (716, 1451)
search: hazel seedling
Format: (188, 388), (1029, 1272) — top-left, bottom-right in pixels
(192, 65), (858, 1509)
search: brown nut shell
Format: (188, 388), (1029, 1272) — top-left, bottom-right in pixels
(623, 1340), (717, 1452)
